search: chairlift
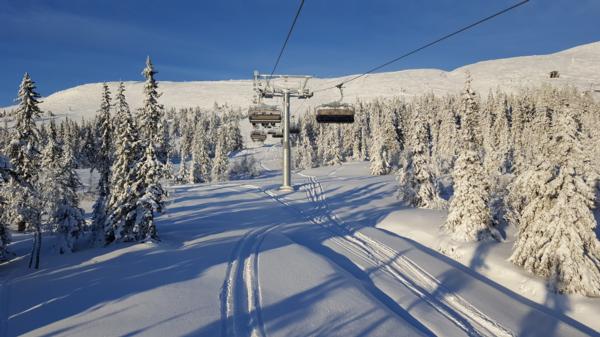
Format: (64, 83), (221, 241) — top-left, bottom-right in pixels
(316, 85), (355, 124)
(248, 103), (282, 127)
(250, 130), (267, 143)
(267, 129), (283, 138)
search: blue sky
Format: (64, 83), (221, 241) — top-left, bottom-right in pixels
(1, 0), (599, 106)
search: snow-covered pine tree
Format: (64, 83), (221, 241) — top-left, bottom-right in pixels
(225, 120), (243, 154)
(132, 144), (166, 241)
(0, 155), (13, 261)
(189, 124), (212, 183)
(443, 77), (494, 241)
(296, 114), (317, 169)
(176, 145), (189, 184)
(139, 56), (168, 164)
(322, 126), (343, 166)
(359, 104), (370, 161)
(80, 122), (97, 171)
(509, 101), (600, 296)
(206, 111), (220, 157)
(39, 131), (63, 229)
(91, 83), (113, 239)
(397, 107), (445, 209)
(6, 73), (43, 267)
(211, 127), (230, 182)
(369, 101), (401, 175)
(52, 144), (84, 254)
(351, 112), (363, 161)
(106, 83), (141, 243)
(369, 118), (389, 175)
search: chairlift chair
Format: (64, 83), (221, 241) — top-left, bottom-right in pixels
(250, 130), (267, 143)
(248, 103), (282, 127)
(267, 129), (283, 138)
(316, 85), (355, 124)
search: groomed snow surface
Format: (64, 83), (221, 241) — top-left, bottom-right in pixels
(1, 145), (598, 337)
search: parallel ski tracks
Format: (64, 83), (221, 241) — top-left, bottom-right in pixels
(297, 174), (514, 337)
(219, 175), (514, 337)
(220, 201), (277, 337)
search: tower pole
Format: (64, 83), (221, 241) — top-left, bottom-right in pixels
(281, 90), (292, 191)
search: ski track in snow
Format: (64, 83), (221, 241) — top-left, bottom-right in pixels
(279, 173), (516, 337)
(220, 186), (280, 337)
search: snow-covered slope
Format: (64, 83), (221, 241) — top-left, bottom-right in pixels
(2, 150), (598, 337)
(3, 42), (600, 120)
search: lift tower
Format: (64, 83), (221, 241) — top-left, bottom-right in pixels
(253, 71), (313, 191)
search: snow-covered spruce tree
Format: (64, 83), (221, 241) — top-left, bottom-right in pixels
(175, 117), (194, 183)
(91, 83), (113, 239)
(6, 73), (43, 267)
(296, 114), (317, 169)
(397, 108), (445, 209)
(0, 155), (13, 261)
(510, 103), (600, 296)
(176, 145), (189, 184)
(80, 122), (97, 170)
(351, 111), (363, 161)
(443, 77), (494, 241)
(139, 56), (168, 164)
(106, 84), (141, 243)
(51, 144), (84, 254)
(131, 144), (166, 241)
(369, 102), (401, 175)
(39, 132), (63, 228)
(211, 127), (229, 182)
(225, 120), (243, 154)
(322, 126), (343, 166)
(189, 124), (211, 183)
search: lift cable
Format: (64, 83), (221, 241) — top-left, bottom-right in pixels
(314, 0), (529, 93)
(270, 0), (306, 77)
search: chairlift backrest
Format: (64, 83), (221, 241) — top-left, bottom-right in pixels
(248, 103), (282, 126)
(316, 102), (355, 124)
(315, 85), (355, 124)
(250, 130), (267, 142)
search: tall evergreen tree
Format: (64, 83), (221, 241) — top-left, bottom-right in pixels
(510, 104), (600, 296)
(53, 144), (85, 254)
(6, 73), (43, 267)
(397, 110), (445, 209)
(211, 127), (229, 182)
(139, 57), (168, 164)
(369, 103), (400, 175)
(443, 78), (494, 241)
(0, 155), (13, 261)
(296, 116), (317, 169)
(106, 84), (141, 243)
(132, 145), (166, 241)
(91, 83), (113, 239)
(189, 125), (212, 183)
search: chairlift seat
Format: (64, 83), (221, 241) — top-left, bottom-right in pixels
(250, 130), (267, 142)
(315, 102), (355, 124)
(248, 104), (282, 125)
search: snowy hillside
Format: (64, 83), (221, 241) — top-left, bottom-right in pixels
(2, 41), (600, 120)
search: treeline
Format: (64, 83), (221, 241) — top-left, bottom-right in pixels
(0, 57), (244, 268)
(295, 78), (600, 296)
